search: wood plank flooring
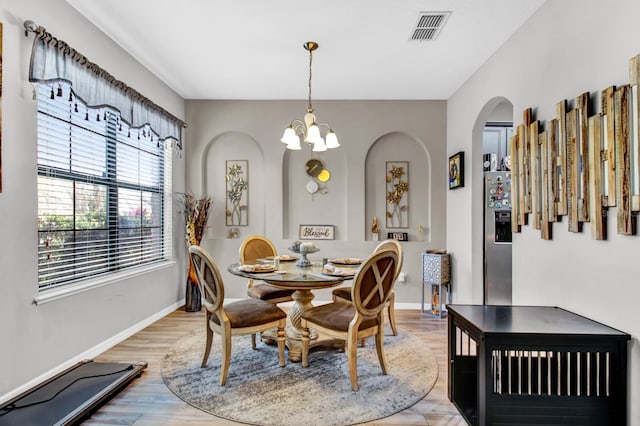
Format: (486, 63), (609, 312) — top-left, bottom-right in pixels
(87, 308), (466, 425)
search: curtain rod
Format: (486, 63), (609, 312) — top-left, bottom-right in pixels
(23, 20), (187, 129)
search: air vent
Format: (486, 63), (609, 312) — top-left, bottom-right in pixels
(410, 12), (451, 41)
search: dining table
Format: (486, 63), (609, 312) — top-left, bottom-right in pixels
(228, 256), (360, 361)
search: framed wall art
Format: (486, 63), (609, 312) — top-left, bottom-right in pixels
(385, 161), (409, 228)
(225, 160), (248, 226)
(448, 152), (464, 190)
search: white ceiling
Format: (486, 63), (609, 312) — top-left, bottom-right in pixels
(65, 0), (546, 100)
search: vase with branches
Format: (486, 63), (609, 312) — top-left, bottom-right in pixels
(178, 193), (211, 312)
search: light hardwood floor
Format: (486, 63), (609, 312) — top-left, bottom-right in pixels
(87, 308), (466, 425)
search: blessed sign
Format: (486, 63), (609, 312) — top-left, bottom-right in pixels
(299, 225), (335, 240)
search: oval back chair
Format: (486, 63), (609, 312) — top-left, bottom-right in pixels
(300, 249), (398, 391)
(239, 235), (295, 305)
(189, 245), (287, 386)
(332, 239), (403, 335)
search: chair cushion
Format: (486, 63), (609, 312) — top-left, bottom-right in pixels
(210, 298), (286, 328)
(332, 286), (352, 301)
(301, 300), (378, 332)
(248, 283), (295, 301)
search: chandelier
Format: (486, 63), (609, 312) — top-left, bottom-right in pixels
(281, 41), (339, 152)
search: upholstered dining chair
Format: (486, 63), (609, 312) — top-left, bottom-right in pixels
(239, 235), (295, 305)
(189, 245), (286, 386)
(331, 239), (403, 336)
(300, 249), (398, 391)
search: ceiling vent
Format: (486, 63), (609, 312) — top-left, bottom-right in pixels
(410, 12), (451, 41)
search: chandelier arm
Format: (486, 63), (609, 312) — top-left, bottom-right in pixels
(291, 119), (306, 134)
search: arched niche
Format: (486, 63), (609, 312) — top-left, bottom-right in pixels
(282, 147), (347, 240)
(201, 131), (266, 238)
(364, 132), (431, 242)
(470, 97), (514, 303)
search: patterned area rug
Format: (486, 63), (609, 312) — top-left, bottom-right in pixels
(161, 328), (438, 426)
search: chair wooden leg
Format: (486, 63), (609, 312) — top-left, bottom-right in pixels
(301, 319), (310, 367)
(219, 328), (232, 386)
(375, 325), (388, 375)
(387, 293), (398, 336)
(277, 321), (286, 367)
(251, 333), (256, 349)
(347, 333), (359, 391)
(201, 323), (214, 368)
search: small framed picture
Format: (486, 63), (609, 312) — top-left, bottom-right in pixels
(449, 152), (465, 190)
(299, 225), (335, 240)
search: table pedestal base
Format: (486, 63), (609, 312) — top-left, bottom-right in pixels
(262, 287), (343, 362)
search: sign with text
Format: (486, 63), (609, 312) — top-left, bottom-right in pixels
(299, 225), (335, 240)
(387, 232), (409, 241)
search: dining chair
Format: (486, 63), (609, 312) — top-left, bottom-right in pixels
(300, 249), (398, 391)
(189, 245), (286, 386)
(239, 235), (295, 304)
(331, 239), (403, 336)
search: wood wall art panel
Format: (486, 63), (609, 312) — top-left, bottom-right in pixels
(529, 120), (541, 230)
(588, 114), (606, 240)
(614, 85), (634, 235)
(566, 108), (581, 233)
(516, 124), (528, 226)
(548, 119), (559, 222)
(539, 130), (551, 240)
(602, 86), (616, 207)
(510, 54), (640, 240)
(577, 92), (590, 223)
(555, 100), (568, 216)
(510, 133), (521, 232)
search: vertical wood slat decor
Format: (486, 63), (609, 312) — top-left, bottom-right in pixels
(602, 86), (616, 207)
(510, 133), (521, 233)
(530, 120), (541, 230)
(511, 53), (640, 240)
(577, 92), (590, 223)
(588, 114), (606, 240)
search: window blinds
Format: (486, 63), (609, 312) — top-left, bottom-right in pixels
(37, 82), (172, 289)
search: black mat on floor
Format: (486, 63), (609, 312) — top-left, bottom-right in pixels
(0, 360), (146, 426)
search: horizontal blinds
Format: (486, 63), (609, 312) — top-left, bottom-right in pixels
(37, 81), (171, 289)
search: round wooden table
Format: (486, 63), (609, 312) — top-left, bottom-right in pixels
(228, 260), (355, 361)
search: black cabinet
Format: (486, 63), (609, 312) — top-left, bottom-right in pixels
(447, 305), (630, 426)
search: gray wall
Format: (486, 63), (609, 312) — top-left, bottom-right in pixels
(447, 0), (640, 421)
(0, 0), (186, 397)
(185, 99), (447, 303)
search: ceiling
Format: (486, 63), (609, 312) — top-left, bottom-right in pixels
(65, 0), (546, 100)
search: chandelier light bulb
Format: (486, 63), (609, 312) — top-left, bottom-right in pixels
(287, 135), (302, 150)
(312, 137), (327, 152)
(325, 129), (340, 149)
(281, 125), (296, 144)
(305, 122), (322, 144)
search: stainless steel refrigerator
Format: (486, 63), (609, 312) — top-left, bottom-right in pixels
(483, 171), (512, 305)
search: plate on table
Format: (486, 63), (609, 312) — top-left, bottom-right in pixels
(329, 257), (363, 266)
(322, 265), (357, 277)
(237, 264), (278, 273)
(276, 254), (298, 262)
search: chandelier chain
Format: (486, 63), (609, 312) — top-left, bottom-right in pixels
(308, 48), (313, 112)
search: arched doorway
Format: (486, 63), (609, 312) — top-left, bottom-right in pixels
(471, 97), (514, 305)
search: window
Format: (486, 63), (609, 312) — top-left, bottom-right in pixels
(37, 81), (172, 290)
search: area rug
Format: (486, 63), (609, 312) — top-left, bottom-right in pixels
(161, 328), (438, 426)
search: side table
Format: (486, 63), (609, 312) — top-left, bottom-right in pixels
(421, 252), (451, 318)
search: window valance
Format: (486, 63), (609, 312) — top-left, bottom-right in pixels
(27, 22), (185, 147)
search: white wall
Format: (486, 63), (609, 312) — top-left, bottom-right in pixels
(0, 0), (186, 398)
(447, 0), (640, 422)
(185, 99), (447, 304)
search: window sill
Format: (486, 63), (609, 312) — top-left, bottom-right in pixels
(33, 260), (177, 305)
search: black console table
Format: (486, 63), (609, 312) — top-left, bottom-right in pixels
(447, 305), (630, 425)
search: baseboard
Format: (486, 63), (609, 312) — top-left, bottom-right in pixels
(0, 299), (184, 405)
